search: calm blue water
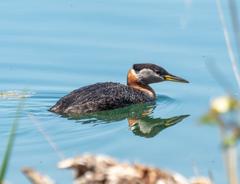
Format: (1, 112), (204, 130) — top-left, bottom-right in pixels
(0, 0), (239, 183)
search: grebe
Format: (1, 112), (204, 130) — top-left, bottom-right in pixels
(49, 63), (189, 116)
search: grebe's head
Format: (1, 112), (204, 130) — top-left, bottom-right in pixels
(131, 63), (189, 85)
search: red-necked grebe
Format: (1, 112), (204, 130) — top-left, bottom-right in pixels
(49, 63), (189, 115)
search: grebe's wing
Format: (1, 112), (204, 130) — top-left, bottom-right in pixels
(50, 82), (153, 115)
(49, 83), (107, 113)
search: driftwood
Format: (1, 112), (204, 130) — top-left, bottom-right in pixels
(23, 154), (212, 184)
(22, 168), (55, 184)
(58, 154), (187, 184)
(58, 154), (212, 184)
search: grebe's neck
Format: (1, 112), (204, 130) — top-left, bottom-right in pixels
(127, 69), (156, 99)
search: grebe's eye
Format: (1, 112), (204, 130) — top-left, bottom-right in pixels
(156, 71), (161, 75)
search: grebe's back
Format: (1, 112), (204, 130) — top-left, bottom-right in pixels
(49, 82), (154, 115)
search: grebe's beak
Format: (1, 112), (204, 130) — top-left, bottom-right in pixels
(163, 74), (189, 83)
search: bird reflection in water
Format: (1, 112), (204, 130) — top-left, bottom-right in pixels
(128, 114), (189, 138)
(68, 102), (189, 138)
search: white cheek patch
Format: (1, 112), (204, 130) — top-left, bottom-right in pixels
(138, 69), (153, 78)
(138, 69), (162, 83)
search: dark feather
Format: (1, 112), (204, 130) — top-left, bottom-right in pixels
(133, 63), (169, 75)
(49, 82), (154, 116)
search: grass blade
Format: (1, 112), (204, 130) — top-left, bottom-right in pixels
(0, 100), (24, 183)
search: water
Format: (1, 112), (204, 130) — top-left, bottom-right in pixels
(0, 0), (239, 183)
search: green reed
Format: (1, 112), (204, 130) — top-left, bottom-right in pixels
(0, 100), (25, 184)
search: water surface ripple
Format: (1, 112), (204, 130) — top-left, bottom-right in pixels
(0, 0), (238, 183)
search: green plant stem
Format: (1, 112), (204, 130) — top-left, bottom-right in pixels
(0, 101), (24, 183)
(224, 146), (239, 184)
(218, 118), (239, 184)
(215, 0), (240, 90)
(228, 0), (240, 58)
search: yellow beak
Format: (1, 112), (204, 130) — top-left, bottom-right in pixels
(164, 74), (189, 83)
